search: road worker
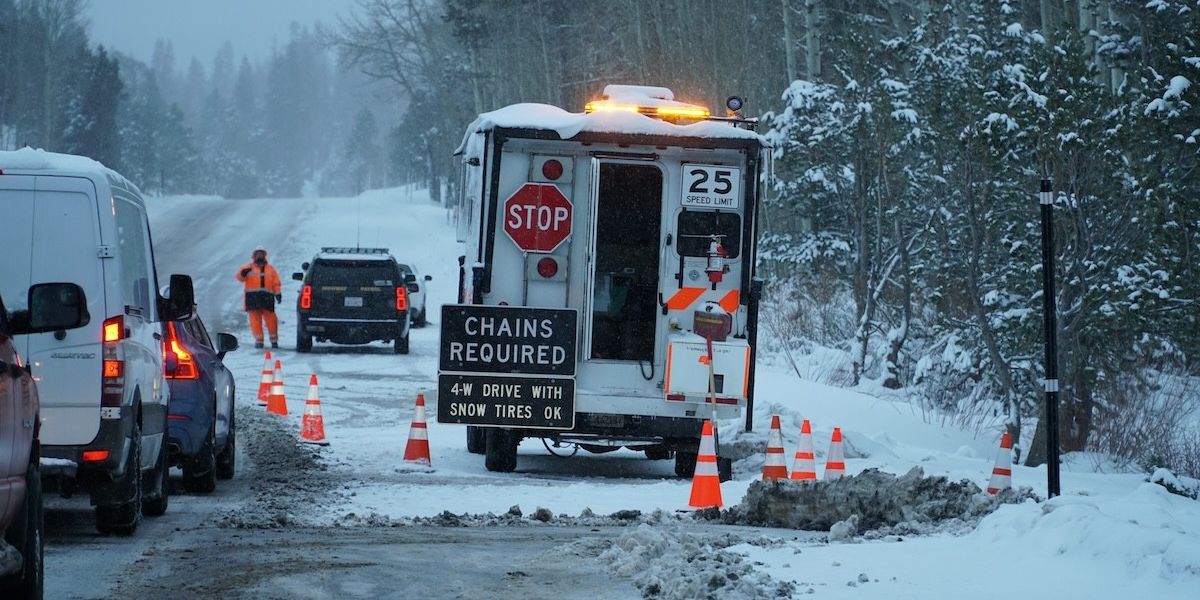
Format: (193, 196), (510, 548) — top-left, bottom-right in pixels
(236, 246), (282, 349)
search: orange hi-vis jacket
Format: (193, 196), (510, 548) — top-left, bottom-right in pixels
(236, 262), (281, 310)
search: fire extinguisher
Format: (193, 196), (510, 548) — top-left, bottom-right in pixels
(705, 235), (728, 290)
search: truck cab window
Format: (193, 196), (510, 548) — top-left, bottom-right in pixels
(676, 210), (741, 258)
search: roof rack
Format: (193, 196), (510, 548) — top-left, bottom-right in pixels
(320, 247), (390, 255)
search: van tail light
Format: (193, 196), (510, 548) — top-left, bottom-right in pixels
(300, 285), (312, 310)
(101, 315), (125, 407)
(163, 322), (199, 380)
(103, 315), (124, 342)
(81, 450), (110, 462)
(396, 286), (409, 311)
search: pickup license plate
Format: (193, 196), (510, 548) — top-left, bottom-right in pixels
(344, 296), (363, 307)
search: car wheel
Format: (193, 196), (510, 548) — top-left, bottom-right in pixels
(96, 419), (142, 536)
(484, 429), (519, 472)
(182, 426), (217, 494)
(297, 320), (312, 352)
(465, 426), (485, 455)
(674, 449), (698, 478)
(141, 425), (170, 517)
(1, 444), (44, 599)
(394, 331), (410, 354)
(217, 410), (236, 480)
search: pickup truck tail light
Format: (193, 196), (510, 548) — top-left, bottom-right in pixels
(300, 285), (312, 310)
(396, 286), (408, 311)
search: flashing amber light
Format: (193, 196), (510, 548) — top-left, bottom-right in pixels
(584, 100), (711, 120)
(300, 285), (312, 310)
(656, 105), (711, 119)
(82, 450), (110, 462)
(395, 287), (408, 311)
(164, 322), (199, 379)
(103, 316), (123, 342)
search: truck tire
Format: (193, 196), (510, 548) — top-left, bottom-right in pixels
(484, 428), (519, 473)
(216, 411), (236, 480)
(183, 427), (217, 494)
(674, 450), (698, 478)
(96, 420), (142, 536)
(466, 426), (485, 454)
(1, 448), (43, 599)
(141, 428), (170, 517)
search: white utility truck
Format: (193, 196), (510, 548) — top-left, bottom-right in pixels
(439, 86), (767, 477)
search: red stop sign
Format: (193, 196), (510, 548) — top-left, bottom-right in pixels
(503, 183), (573, 253)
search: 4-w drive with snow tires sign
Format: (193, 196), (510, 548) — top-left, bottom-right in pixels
(442, 85), (767, 478)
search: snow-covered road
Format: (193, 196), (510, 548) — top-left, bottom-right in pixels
(41, 188), (1200, 599)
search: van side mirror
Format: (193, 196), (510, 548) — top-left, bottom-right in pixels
(216, 332), (238, 359)
(424, 275), (432, 281)
(292, 272), (304, 281)
(165, 274), (194, 320)
(17, 283), (90, 334)
(404, 273), (417, 284)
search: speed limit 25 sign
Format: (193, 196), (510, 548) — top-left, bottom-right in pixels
(682, 164), (741, 209)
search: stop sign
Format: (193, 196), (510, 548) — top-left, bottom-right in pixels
(503, 183), (573, 253)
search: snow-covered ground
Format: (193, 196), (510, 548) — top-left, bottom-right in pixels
(145, 187), (1200, 599)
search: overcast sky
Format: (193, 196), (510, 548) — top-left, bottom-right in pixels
(86, 0), (357, 65)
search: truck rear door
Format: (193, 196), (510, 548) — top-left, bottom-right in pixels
(309, 259), (400, 318)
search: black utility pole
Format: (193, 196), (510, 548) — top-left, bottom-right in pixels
(1038, 178), (1061, 497)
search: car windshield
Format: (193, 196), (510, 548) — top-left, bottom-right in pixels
(310, 259), (397, 286)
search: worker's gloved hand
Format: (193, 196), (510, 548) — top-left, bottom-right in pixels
(239, 267), (252, 278)
(276, 294), (283, 303)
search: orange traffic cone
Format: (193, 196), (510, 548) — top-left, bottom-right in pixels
(257, 350), (273, 404)
(300, 374), (328, 445)
(824, 426), (846, 480)
(403, 393), (431, 465)
(987, 432), (1013, 494)
(267, 359), (288, 416)
(762, 415), (789, 480)
(688, 420), (723, 509)
(790, 419), (817, 481)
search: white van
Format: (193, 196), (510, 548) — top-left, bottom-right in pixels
(0, 149), (194, 535)
(444, 86), (767, 476)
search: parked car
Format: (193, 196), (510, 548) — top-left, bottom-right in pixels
(0, 149), (194, 535)
(396, 263), (432, 327)
(162, 307), (238, 493)
(2, 282), (90, 599)
(292, 247), (413, 354)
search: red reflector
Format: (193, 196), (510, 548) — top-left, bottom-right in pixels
(666, 394), (686, 402)
(103, 316), (124, 342)
(536, 257), (558, 278)
(103, 359), (123, 379)
(167, 414), (191, 421)
(82, 450), (109, 462)
(541, 159), (564, 181)
(300, 285), (312, 310)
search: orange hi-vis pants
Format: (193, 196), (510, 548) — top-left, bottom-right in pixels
(248, 309), (279, 343)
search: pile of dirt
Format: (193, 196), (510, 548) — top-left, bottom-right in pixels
(708, 467), (1036, 534)
(214, 404), (340, 529)
(580, 525), (795, 600)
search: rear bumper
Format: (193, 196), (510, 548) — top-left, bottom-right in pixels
(167, 380), (214, 460)
(299, 316), (407, 343)
(41, 410), (132, 484)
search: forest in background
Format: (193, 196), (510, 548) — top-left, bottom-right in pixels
(334, 0), (1198, 474)
(0, 0), (397, 198)
(0, 0), (1195, 474)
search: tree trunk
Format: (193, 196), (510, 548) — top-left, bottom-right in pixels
(781, 0), (797, 83)
(803, 0), (822, 80)
(883, 219), (912, 389)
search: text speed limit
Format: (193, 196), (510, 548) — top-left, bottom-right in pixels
(437, 374), (576, 430)
(681, 164), (741, 209)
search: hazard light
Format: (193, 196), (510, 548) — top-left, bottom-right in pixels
(584, 100), (710, 120)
